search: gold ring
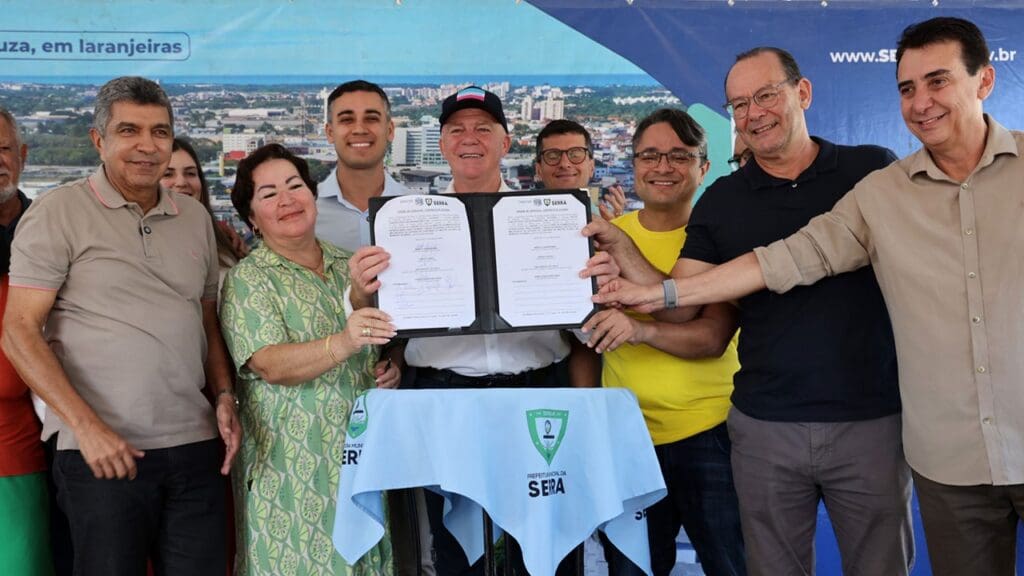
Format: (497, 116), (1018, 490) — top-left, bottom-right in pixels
(361, 326), (372, 337)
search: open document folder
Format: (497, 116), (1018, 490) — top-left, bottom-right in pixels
(369, 189), (597, 337)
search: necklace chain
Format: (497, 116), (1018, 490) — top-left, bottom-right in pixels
(301, 247), (325, 278)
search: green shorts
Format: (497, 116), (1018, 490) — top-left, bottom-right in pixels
(0, 472), (55, 576)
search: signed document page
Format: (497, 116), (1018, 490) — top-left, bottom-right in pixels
(491, 194), (593, 327)
(374, 195), (476, 331)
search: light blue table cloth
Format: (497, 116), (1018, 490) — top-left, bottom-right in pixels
(332, 388), (667, 576)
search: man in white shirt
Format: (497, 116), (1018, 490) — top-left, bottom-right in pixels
(533, 118), (625, 221)
(315, 80), (419, 252)
(350, 86), (586, 576)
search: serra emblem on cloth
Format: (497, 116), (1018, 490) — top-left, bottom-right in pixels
(347, 393), (368, 439)
(526, 409), (568, 465)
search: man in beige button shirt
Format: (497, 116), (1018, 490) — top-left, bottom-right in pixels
(591, 16), (1023, 576)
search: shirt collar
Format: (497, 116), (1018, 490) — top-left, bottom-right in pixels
(0, 190), (30, 233)
(16, 190), (30, 215)
(744, 136), (838, 190)
(318, 167), (342, 199)
(443, 175), (512, 194)
(10, 190), (30, 225)
(319, 167), (401, 206)
(87, 165), (180, 216)
(248, 239), (349, 273)
(320, 240), (349, 274)
(907, 114), (1017, 180)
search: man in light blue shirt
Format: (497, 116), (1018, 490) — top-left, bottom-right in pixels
(315, 79), (430, 576)
(315, 80), (420, 252)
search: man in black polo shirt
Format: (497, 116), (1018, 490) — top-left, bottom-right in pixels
(584, 47), (913, 575)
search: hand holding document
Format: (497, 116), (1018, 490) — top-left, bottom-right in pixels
(371, 190), (596, 337)
(373, 195), (476, 331)
(492, 194), (594, 327)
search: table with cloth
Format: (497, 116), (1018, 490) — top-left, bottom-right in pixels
(332, 388), (666, 576)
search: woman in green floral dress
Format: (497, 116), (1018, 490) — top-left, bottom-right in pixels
(220, 144), (399, 576)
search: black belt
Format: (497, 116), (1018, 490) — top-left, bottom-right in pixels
(416, 361), (562, 389)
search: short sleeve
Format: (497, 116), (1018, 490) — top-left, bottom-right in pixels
(201, 217), (219, 302)
(9, 196), (71, 291)
(680, 191), (721, 265)
(754, 188), (872, 293)
(219, 263), (288, 373)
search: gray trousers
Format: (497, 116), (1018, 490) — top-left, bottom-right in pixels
(726, 408), (914, 576)
(914, 471), (1024, 576)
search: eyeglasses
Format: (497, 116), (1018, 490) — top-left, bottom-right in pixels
(539, 147), (590, 166)
(633, 149), (705, 167)
(727, 149), (753, 170)
(723, 79), (794, 119)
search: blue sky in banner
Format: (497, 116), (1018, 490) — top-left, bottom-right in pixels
(2, 1), (739, 199)
(0, 0), (649, 78)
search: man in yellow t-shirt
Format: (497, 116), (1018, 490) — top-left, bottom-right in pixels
(583, 109), (745, 576)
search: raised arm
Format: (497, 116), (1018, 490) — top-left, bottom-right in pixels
(597, 184), (627, 222)
(581, 219), (667, 285)
(244, 307), (396, 386)
(594, 253), (766, 319)
(583, 300), (738, 359)
(348, 246), (391, 310)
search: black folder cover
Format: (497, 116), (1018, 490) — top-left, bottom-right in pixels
(369, 189), (597, 338)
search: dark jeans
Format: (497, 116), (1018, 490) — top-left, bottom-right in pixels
(53, 438), (225, 576)
(604, 423), (746, 576)
(44, 435), (74, 576)
(914, 470), (1024, 576)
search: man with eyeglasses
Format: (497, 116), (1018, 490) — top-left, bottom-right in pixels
(531, 119), (606, 390)
(580, 108), (745, 576)
(582, 48), (912, 576)
(726, 137), (752, 171)
(533, 119), (625, 220)
(593, 18), (1024, 575)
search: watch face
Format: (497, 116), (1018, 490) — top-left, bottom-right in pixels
(663, 279), (678, 309)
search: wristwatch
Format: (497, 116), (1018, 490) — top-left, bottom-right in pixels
(663, 279), (678, 309)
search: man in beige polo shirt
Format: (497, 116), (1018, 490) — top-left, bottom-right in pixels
(589, 17), (1023, 576)
(2, 76), (240, 575)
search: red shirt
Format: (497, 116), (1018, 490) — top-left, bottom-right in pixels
(0, 275), (46, 476)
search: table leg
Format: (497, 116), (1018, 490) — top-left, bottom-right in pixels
(505, 534), (515, 576)
(483, 511), (496, 576)
(406, 490), (423, 576)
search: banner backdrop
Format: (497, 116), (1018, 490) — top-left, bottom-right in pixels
(3, 2), (1023, 574)
(3, 0), (721, 198)
(528, 0), (1024, 156)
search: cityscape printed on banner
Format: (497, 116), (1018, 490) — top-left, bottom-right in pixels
(0, 77), (681, 225)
